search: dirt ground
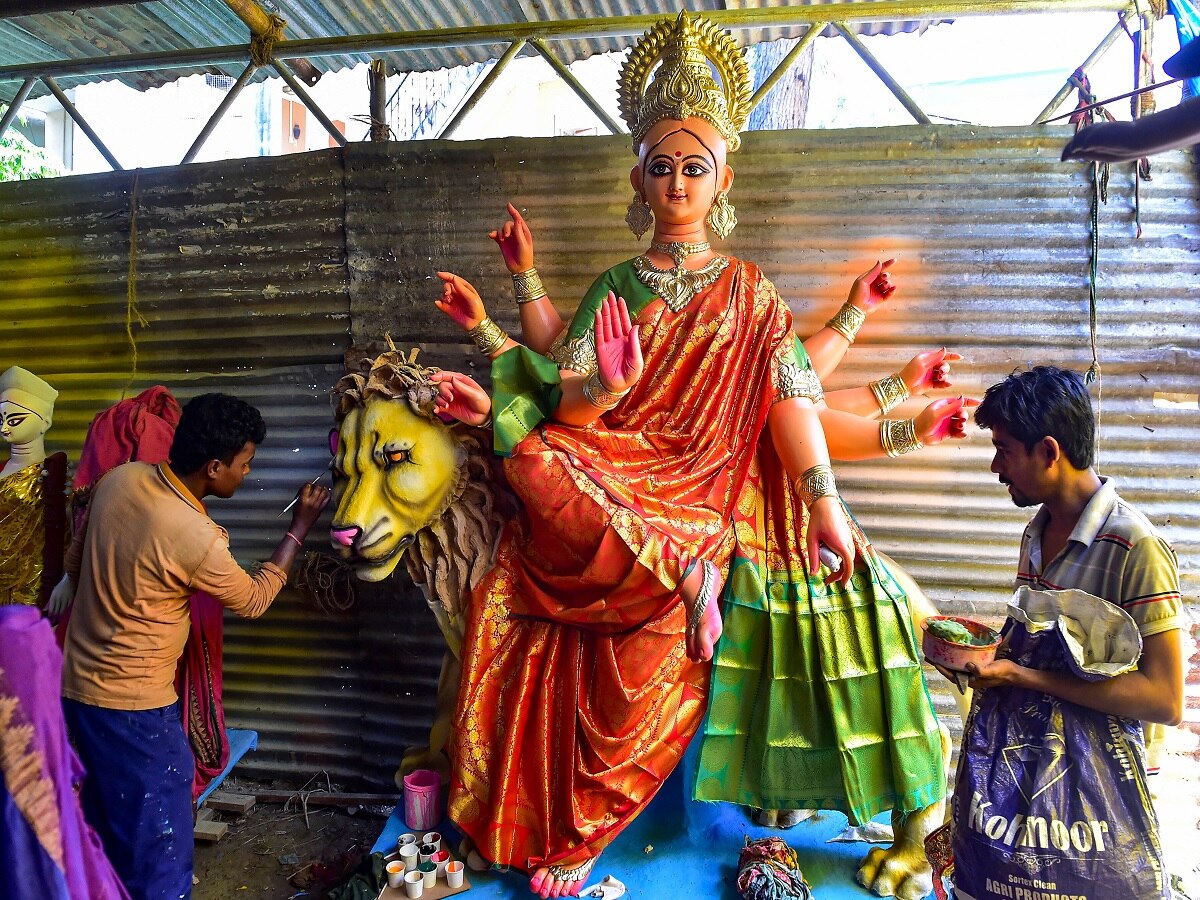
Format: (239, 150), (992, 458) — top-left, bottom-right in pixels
(193, 777), (392, 900)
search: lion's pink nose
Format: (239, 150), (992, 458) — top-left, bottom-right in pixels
(330, 526), (360, 548)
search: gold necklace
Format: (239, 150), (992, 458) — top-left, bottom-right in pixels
(649, 240), (711, 268)
(632, 254), (729, 312)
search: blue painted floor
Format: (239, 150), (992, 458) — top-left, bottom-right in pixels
(373, 742), (933, 899)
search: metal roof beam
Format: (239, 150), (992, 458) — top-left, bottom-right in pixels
(42, 75), (122, 170)
(748, 26), (822, 114)
(0, 77), (36, 142)
(271, 61), (345, 147)
(1033, 9), (1131, 123)
(528, 38), (625, 135)
(181, 61), (258, 164)
(834, 22), (931, 124)
(440, 39), (529, 138)
(0, 1), (1134, 84)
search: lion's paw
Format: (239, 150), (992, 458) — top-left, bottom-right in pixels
(855, 842), (933, 900)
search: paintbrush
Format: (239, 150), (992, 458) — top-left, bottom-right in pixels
(277, 462), (331, 517)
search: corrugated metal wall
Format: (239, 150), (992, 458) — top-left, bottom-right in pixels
(345, 128), (1199, 831)
(3, 129), (1196, 816)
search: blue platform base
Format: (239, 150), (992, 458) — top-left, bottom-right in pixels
(196, 728), (258, 809)
(373, 741), (934, 899)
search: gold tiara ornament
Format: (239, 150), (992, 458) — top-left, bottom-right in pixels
(618, 11), (752, 153)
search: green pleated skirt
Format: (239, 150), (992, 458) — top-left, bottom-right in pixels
(694, 550), (945, 824)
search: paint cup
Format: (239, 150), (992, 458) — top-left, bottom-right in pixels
(445, 860), (465, 889)
(403, 869), (424, 898)
(419, 861), (437, 888)
(422, 831), (442, 852)
(431, 849), (450, 877)
(399, 843), (419, 871)
(403, 768), (443, 831)
(386, 860), (406, 889)
(418, 843), (436, 865)
(397, 832), (418, 850)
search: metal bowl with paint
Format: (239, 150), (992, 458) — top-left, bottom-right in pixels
(922, 615), (1001, 672)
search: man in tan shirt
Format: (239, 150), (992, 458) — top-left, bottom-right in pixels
(57, 393), (329, 900)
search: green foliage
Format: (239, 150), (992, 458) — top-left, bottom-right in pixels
(0, 113), (58, 182)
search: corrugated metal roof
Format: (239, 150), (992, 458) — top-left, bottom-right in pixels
(0, 0), (946, 99)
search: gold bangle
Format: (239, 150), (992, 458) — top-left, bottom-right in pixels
(469, 317), (508, 356)
(869, 373), (910, 415)
(793, 463), (838, 508)
(512, 267), (547, 304)
(582, 371), (628, 409)
(825, 302), (866, 343)
(880, 419), (924, 457)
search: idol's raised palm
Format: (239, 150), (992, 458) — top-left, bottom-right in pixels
(593, 291), (642, 395)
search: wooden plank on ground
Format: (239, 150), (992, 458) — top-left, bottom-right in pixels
(193, 819), (228, 843)
(196, 807), (217, 822)
(205, 791), (256, 815)
(252, 790), (399, 807)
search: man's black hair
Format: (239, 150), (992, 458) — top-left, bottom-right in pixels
(974, 366), (1095, 469)
(169, 393), (266, 476)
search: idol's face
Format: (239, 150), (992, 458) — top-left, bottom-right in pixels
(0, 401), (48, 446)
(632, 118), (733, 229)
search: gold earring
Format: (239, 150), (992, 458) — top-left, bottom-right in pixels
(625, 192), (653, 239)
(706, 191), (737, 240)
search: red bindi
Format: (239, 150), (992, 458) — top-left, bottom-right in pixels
(674, 151), (682, 157)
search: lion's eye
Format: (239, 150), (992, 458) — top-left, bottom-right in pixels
(385, 448), (412, 466)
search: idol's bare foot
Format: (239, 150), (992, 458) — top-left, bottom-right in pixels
(682, 559), (723, 662)
(530, 857), (595, 898)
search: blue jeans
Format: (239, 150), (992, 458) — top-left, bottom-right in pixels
(63, 698), (193, 900)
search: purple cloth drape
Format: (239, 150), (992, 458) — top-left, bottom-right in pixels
(0, 605), (130, 900)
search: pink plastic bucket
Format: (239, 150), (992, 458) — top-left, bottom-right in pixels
(402, 769), (442, 831)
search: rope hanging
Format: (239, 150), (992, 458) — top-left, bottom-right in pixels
(735, 837), (812, 900)
(249, 13), (287, 68)
(122, 169), (147, 399)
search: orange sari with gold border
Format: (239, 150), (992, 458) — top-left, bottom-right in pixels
(449, 259), (799, 872)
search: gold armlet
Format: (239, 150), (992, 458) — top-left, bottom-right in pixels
(869, 373), (910, 415)
(512, 267), (547, 304)
(469, 317), (508, 356)
(793, 464), (838, 508)
(582, 371), (628, 410)
(880, 419), (924, 457)
(825, 302), (866, 343)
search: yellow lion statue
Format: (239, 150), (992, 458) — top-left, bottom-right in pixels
(328, 347), (514, 784)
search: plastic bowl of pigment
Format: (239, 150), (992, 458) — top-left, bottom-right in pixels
(922, 615), (1002, 672)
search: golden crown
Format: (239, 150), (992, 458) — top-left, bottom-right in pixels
(617, 11), (752, 153)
